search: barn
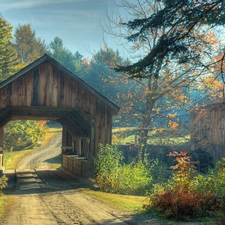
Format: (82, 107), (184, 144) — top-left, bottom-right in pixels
(190, 101), (225, 163)
(0, 54), (120, 177)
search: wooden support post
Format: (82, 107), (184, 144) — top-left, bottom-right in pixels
(0, 127), (4, 174)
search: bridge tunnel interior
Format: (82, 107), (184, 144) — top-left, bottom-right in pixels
(0, 106), (93, 177)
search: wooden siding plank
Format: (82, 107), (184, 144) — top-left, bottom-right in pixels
(90, 94), (96, 156)
(52, 66), (60, 107)
(62, 127), (67, 147)
(6, 82), (12, 106)
(65, 76), (71, 108)
(76, 85), (81, 110)
(59, 70), (65, 107)
(11, 78), (18, 106)
(71, 81), (77, 108)
(106, 107), (112, 144)
(32, 67), (40, 106)
(95, 108), (101, 156)
(90, 118), (96, 158)
(89, 94), (95, 115)
(82, 88), (89, 113)
(45, 63), (52, 107)
(26, 71), (33, 106)
(49, 63), (53, 107)
(39, 62), (47, 106)
(18, 76), (23, 106)
(95, 99), (108, 154)
(0, 87), (7, 108)
(20, 74), (26, 105)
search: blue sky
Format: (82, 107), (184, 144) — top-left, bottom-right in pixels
(1, 0), (127, 58)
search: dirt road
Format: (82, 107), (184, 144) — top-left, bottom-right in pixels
(16, 132), (62, 170)
(1, 133), (164, 225)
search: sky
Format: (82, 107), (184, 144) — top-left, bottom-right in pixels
(0, 0), (128, 58)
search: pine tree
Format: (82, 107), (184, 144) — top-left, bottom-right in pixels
(115, 0), (225, 76)
(49, 36), (86, 78)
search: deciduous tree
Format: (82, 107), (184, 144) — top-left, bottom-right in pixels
(4, 120), (47, 152)
(106, 0), (221, 162)
(13, 24), (47, 65)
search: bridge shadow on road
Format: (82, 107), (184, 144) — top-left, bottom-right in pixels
(3, 167), (91, 195)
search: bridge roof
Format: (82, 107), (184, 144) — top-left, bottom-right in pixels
(0, 54), (120, 114)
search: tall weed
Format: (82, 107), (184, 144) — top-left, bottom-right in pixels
(115, 162), (152, 195)
(94, 144), (152, 195)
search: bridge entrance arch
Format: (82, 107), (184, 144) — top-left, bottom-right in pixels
(0, 54), (119, 177)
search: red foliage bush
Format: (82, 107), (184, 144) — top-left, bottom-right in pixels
(144, 151), (225, 221)
(146, 189), (220, 220)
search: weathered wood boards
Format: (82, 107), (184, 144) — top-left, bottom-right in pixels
(190, 102), (225, 162)
(190, 103), (225, 146)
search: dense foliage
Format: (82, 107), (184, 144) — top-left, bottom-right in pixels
(13, 24), (47, 65)
(115, 0), (225, 77)
(4, 120), (47, 152)
(49, 36), (87, 78)
(0, 16), (18, 81)
(94, 144), (152, 195)
(144, 152), (225, 221)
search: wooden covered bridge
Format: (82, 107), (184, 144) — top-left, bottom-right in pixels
(0, 54), (119, 177)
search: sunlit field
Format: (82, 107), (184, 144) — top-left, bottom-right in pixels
(112, 127), (190, 145)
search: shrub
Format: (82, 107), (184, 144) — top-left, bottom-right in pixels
(0, 175), (8, 190)
(4, 120), (47, 151)
(94, 144), (123, 191)
(94, 144), (152, 195)
(149, 158), (171, 184)
(114, 161), (152, 195)
(144, 151), (225, 221)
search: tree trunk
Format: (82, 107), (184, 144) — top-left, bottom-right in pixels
(137, 97), (155, 163)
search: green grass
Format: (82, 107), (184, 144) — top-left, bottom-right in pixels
(0, 191), (14, 220)
(112, 127), (190, 145)
(3, 149), (35, 169)
(80, 188), (148, 213)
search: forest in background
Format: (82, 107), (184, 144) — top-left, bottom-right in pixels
(2, 1), (225, 222)
(1, 0), (225, 153)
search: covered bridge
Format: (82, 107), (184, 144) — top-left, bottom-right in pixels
(0, 54), (119, 177)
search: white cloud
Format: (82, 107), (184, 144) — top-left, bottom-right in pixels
(0, 0), (123, 56)
(0, 0), (79, 11)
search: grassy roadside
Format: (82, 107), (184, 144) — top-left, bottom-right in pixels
(80, 188), (148, 214)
